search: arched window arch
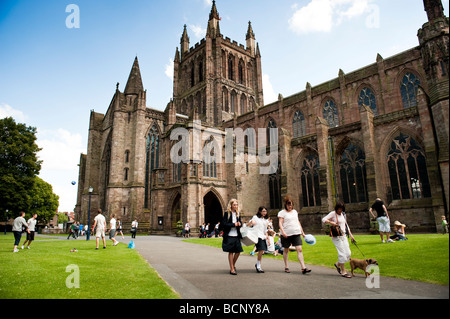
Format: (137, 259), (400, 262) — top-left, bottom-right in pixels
(269, 161), (281, 209)
(240, 95), (246, 115)
(238, 60), (244, 84)
(387, 133), (431, 200)
(323, 99), (339, 127)
(190, 62), (195, 87)
(203, 138), (217, 178)
(400, 72), (421, 109)
(293, 110), (306, 138)
(228, 55), (234, 81)
(358, 87), (378, 115)
(266, 119), (278, 146)
(145, 125), (160, 208)
(339, 143), (368, 203)
(198, 60), (203, 83)
(300, 154), (321, 207)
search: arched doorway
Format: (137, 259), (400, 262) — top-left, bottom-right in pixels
(203, 191), (223, 236)
(171, 193), (181, 233)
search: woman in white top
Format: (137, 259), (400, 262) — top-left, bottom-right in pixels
(248, 206), (269, 273)
(278, 195), (311, 274)
(322, 201), (355, 278)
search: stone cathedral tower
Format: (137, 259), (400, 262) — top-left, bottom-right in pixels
(173, 0), (264, 125)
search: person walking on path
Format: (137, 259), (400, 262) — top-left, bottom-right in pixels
(369, 198), (394, 243)
(21, 213), (37, 249)
(221, 199), (243, 275)
(67, 222), (78, 240)
(322, 201), (355, 278)
(12, 211), (29, 253)
(109, 214), (119, 246)
(92, 209), (107, 249)
(278, 195), (311, 275)
(131, 219), (138, 238)
(116, 217), (124, 239)
(247, 206), (269, 273)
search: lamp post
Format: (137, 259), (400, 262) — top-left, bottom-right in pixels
(86, 186), (93, 241)
(4, 209), (8, 235)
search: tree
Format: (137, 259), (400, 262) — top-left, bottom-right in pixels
(0, 117), (42, 219)
(28, 176), (59, 224)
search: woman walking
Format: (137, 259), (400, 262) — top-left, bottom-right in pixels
(278, 195), (311, 274)
(248, 206), (269, 273)
(221, 199), (243, 275)
(322, 201), (355, 278)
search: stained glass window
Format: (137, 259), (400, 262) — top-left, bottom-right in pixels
(293, 110), (306, 138)
(400, 72), (421, 109)
(387, 133), (431, 200)
(145, 125), (160, 208)
(269, 161), (281, 209)
(301, 154), (321, 207)
(358, 87), (378, 116)
(339, 143), (368, 203)
(323, 100), (339, 127)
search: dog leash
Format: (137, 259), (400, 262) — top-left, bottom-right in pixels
(352, 239), (368, 261)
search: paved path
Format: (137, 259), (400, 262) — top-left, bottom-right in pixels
(121, 235), (448, 299)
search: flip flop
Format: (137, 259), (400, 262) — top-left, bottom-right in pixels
(284, 268), (290, 273)
(334, 263), (341, 274)
(341, 273), (352, 278)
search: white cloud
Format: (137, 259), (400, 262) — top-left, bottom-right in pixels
(165, 58), (174, 80)
(263, 74), (278, 105)
(0, 103), (27, 122)
(189, 24), (206, 39)
(36, 128), (85, 212)
(204, 0), (212, 7)
(288, 0), (374, 35)
(37, 128), (84, 171)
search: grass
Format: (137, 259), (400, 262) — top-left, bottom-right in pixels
(184, 234), (449, 285)
(0, 234), (180, 299)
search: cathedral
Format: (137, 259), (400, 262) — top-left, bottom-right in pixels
(75, 0), (449, 234)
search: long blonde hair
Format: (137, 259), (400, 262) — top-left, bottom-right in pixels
(226, 199), (239, 217)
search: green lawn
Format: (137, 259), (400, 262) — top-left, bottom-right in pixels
(0, 234), (179, 299)
(184, 234), (449, 285)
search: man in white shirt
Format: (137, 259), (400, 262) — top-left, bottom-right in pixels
(109, 214), (119, 246)
(92, 209), (107, 249)
(22, 213), (37, 249)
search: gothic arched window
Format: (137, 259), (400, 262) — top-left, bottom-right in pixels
(400, 72), (421, 109)
(145, 125), (160, 207)
(266, 119), (278, 146)
(339, 143), (368, 204)
(301, 154), (321, 207)
(228, 56), (234, 81)
(293, 110), (306, 138)
(203, 139), (217, 178)
(358, 87), (378, 115)
(269, 161), (281, 209)
(387, 133), (431, 200)
(323, 99), (339, 127)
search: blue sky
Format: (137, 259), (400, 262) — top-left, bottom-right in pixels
(0, 0), (447, 213)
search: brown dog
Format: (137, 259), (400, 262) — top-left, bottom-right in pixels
(350, 258), (378, 277)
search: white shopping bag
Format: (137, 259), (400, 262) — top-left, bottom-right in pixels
(240, 225), (258, 246)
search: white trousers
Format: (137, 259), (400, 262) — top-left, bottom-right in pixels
(332, 236), (351, 264)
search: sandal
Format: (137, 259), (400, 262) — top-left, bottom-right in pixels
(284, 268), (291, 273)
(341, 273), (352, 278)
(334, 263), (341, 274)
(302, 268), (311, 274)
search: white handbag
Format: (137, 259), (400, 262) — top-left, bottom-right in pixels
(240, 225), (258, 246)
